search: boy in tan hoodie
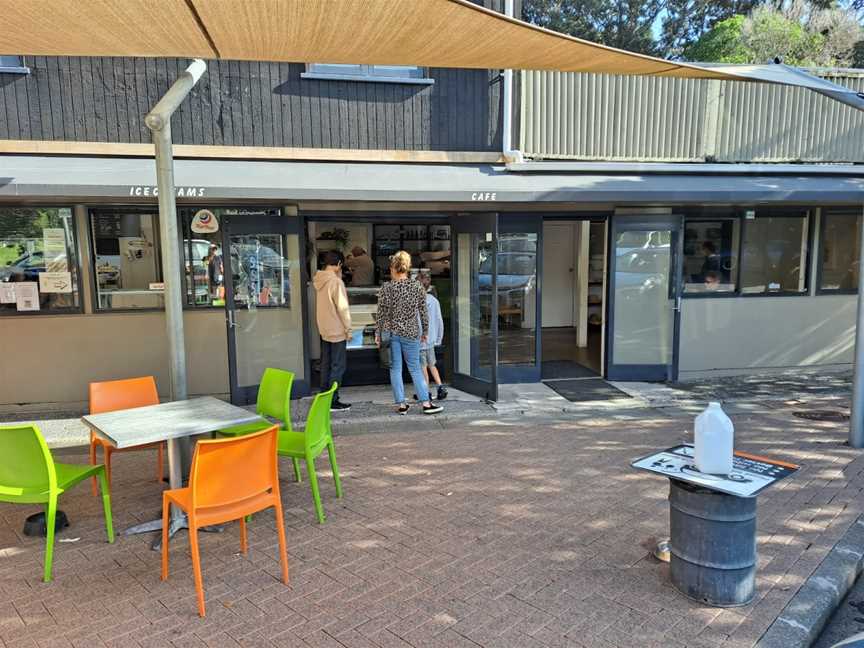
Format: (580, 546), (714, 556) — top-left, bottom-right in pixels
(313, 250), (352, 411)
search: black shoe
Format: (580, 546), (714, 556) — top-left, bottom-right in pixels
(331, 399), (351, 412)
(412, 394), (419, 401)
(436, 386), (448, 401)
(398, 403), (410, 415)
(423, 403), (443, 415)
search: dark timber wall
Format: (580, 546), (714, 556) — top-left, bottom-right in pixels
(0, 0), (517, 152)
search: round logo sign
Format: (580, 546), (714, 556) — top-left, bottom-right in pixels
(191, 209), (219, 234)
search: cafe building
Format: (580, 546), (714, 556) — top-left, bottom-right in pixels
(1, 153), (862, 408)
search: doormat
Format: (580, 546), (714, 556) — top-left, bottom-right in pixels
(544, 378), (632, 402)
(541, 361), (598, 380)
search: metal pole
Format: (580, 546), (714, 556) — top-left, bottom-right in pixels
(144, 59), (206, 403)
(850, 204), (864, 447)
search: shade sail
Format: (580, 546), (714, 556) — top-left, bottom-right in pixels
(0, 0), (736, 79)
(2, 0), (863, 107)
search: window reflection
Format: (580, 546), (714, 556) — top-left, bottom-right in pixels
(494, 233), (537, 366)
(229, 235), (289, 308)
(820, 212), (861, 292)
(0, 207), (79, 313)
(740, 214), (809, 294)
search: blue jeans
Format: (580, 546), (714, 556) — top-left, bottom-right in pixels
(389, 335), (430, 404)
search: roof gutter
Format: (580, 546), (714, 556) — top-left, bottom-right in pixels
(505, 161), (864, 176)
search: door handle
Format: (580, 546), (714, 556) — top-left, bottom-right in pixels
(227, 310), (237, 328)
(672, 295), (682, 312)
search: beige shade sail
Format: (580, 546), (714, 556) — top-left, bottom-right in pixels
(0, 0), (734, 80)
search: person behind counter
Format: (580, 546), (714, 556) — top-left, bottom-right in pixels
(346, 246), (375, 286)
(313, 250), (352, 411)
(375, 251), (443, 416)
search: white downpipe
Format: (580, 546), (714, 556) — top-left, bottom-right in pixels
(502, 0), (523, 163)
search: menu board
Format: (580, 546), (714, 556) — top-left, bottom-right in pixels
(631, 444), (799, 497)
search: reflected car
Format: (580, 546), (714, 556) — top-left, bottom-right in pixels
(477, 251), (537, 319)
(0, 251), (48, 282)
(614, 247), (669, 296)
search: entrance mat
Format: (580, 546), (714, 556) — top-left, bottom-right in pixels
(541, 361), (598, 380)
(544, 378), (632, 402)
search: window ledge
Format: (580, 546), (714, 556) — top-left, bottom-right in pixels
(300, 72), (433, 85)
(0, 65), (30, 75)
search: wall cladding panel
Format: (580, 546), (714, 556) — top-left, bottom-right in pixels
(522, 69), (864, 163)
(0, 56), (503, 152)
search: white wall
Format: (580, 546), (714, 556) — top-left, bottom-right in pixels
(679, 294), (856, 378)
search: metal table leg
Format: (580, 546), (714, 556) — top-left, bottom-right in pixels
(120, 437), (223, 550)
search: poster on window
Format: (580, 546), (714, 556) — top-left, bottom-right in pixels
(0, 283), (15, 304)
(15, 282), (40, 311)
(43, 228), (68, 272)
(38, 272), (73, 293)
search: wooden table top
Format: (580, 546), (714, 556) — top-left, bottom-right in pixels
(81, 396), (262, 449)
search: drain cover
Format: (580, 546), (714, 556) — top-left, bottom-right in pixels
(793, 410), (850, 422)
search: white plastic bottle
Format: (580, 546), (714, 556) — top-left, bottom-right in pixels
(694, 402), (734, 475)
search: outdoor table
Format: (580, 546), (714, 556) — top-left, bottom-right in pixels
(82, 396), (261, 549)
(632, 444), (799, 607)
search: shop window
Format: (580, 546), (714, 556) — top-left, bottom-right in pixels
(180, 208), (225, 307)
(0, 207), (80, 314)
(307, 221), (451, 352)
(682, 218), (740, 294)
(302, 63), (433, 84)
(90, 210), (164, 310)
(739, 212), (810, 295)
(0, 55), (29, 74)
(819, 211), (861, 293)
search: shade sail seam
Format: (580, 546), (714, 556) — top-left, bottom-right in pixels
(184, 0), (221, 59)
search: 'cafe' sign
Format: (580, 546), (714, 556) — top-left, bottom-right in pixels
(128, 185), (206, 197)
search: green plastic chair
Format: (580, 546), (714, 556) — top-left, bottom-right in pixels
(217, 368), (303, 482)
(278, 382), (343, 524)
(0, 424), (114, 582)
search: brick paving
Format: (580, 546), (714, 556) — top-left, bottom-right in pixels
(1, 402), (863, 648)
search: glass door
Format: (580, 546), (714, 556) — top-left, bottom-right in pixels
(497, 215), (541, 383)
(606, 215), (683, 382)
(450, 213), (498, 401)
(222, 211), (307, 405)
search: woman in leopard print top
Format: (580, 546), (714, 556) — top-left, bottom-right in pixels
(375, 251), (443, 416)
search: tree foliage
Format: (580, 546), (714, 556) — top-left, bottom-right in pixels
(660, 1), (762, 60)
(523, 0), (864, 66)
(521, 0), (664, 54)
(682, 2), (863, 66)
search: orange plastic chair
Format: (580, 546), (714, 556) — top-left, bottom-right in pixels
(161, 425), (289, 617)
(88, 377), (165, 495)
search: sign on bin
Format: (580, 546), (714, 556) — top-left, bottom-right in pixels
(632, 444), (799, 497)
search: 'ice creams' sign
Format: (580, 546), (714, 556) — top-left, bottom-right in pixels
(128, 185), (206, 197)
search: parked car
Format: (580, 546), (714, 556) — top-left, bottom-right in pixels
(1, 250), (47, 282)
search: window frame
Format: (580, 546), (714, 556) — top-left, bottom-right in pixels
(0, 206), (84, 317)
(301, 63), (434, 85)
(88, 207), (165, 314)
(681, 208), (813, 299)
(816, 209), (861, 296)
(0, 55), (30, 75)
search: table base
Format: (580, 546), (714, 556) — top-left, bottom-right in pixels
(122, 514), (225, 551)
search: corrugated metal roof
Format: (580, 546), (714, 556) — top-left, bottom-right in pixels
(520, 69), (864, 163)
